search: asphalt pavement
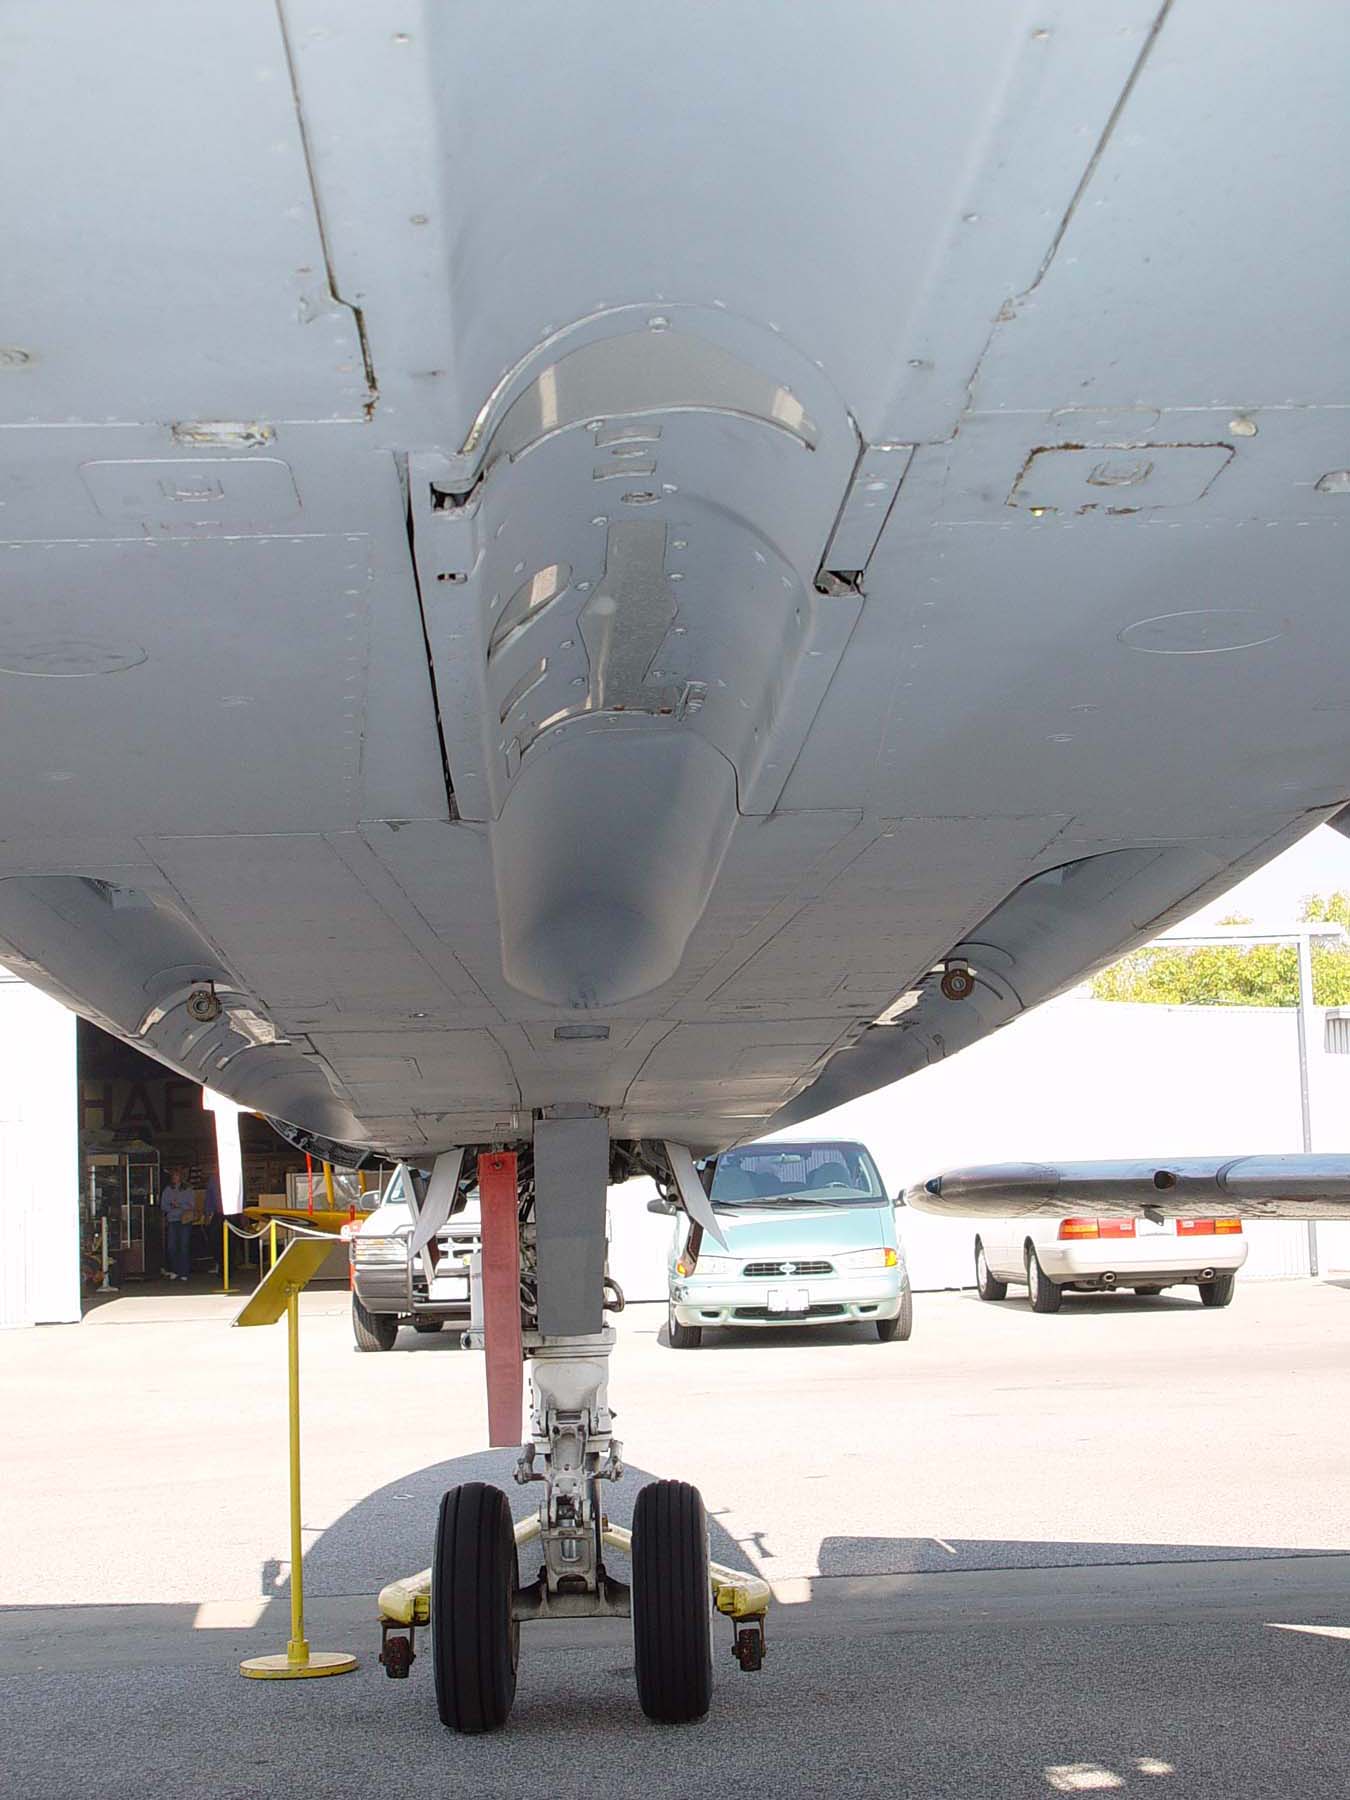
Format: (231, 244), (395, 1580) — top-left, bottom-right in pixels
(4, 1276), (1349, 1797)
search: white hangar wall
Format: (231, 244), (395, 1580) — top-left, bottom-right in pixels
(791, 994), (1350, 1292)
(0, 973), (79, 1327)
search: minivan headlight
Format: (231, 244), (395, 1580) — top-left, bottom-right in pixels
(687, 1255), (738, 1277)
(833, 1247), (898, 1270)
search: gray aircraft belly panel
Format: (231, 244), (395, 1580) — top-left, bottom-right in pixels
(971, 2), (1350, 416)
(0, 534), (372, 836)
(3, 3), (1350, 1157)
(0, 1), (368, 424)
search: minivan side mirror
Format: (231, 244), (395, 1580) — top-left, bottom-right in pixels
(646, 1195), (676, 1216)
(893, 1194), (907, 1208)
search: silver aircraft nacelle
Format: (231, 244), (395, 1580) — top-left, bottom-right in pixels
(904, 1155), (1350, 1222)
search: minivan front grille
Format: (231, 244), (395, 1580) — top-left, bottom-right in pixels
(741, 1259), (834, 1278)
(734, 1304), (846, 1320)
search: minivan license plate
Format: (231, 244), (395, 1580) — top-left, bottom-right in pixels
(767, 1286), (810, 1314)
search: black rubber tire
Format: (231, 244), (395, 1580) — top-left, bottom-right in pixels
(975, 1240), (1008, 1302)
(432, 1482), (519, 1733)
(1026, 1247), (1062, 1313)
(631, 1479), (713, 1723)
(877, 1272), (913, 1341)
(1199, 1270), (1237, 1308)
(667, 1302), (702, 1349)
(412, 1318), (444, 1334)
(352, 1294), (398, 1352)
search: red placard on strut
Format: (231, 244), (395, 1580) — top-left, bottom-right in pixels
(477, 1151), (524, 1448)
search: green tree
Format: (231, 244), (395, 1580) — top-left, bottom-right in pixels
(1091, 893), (1350, 1007)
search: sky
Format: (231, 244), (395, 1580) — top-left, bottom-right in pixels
(1178, 823), (1350, 934)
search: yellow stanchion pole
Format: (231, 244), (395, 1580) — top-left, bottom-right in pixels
(221, 1221), (230, 1296)
(238, 1246), (356, 1680)
(269, 1218), (278, 1271)
(322, 1162), (336, 1209)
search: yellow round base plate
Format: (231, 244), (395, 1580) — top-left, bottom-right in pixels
(240, 1650), (358, 1680)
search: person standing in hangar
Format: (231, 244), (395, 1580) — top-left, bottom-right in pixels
(161, 1167), (196, 1284)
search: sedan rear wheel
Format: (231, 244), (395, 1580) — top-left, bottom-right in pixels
(1199, 1270), (1237, 1308)
(975, 1242), (1008, 1302)
(1026, 1247), (1062, 1314)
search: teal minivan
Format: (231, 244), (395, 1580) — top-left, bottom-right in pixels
(658, 1138), (912, 1348)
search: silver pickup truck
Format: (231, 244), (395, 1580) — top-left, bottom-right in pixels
(349, 1178), (482, 1352)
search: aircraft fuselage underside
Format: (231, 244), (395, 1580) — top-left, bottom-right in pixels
(1, 3), (1347, 1161)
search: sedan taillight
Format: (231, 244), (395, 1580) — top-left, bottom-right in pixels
(1178, 1218), (1243, 1235)
(1058, 1218), (1137, 1241)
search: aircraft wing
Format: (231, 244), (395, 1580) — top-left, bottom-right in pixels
(906, 1156), (1350, 1222)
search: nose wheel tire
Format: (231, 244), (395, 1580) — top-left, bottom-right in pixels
(352, 1294), (398, 1352)
(1026, 1248), (1062, 1313)
(975, 1242), (1008, 1301)
(432, 1482), (520, 1733)
(631, 1479), (713, 1723)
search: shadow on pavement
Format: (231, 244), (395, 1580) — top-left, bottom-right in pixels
(290, 1452), (748, 1601)
(6, 1448), (1350, 1800)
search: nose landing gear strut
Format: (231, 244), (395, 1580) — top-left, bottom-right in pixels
(374, 1148), (769, 1729)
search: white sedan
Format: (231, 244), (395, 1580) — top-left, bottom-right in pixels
(974, 1213), (1247, 1312)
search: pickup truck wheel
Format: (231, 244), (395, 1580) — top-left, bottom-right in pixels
(1026, 1248), (1062, 1314)
(353, 1293), (398, 1351)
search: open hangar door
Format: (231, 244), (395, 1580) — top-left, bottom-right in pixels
(76, 1017), (315, 1295)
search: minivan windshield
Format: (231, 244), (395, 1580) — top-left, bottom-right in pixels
(707, 1141), (887, 1208)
